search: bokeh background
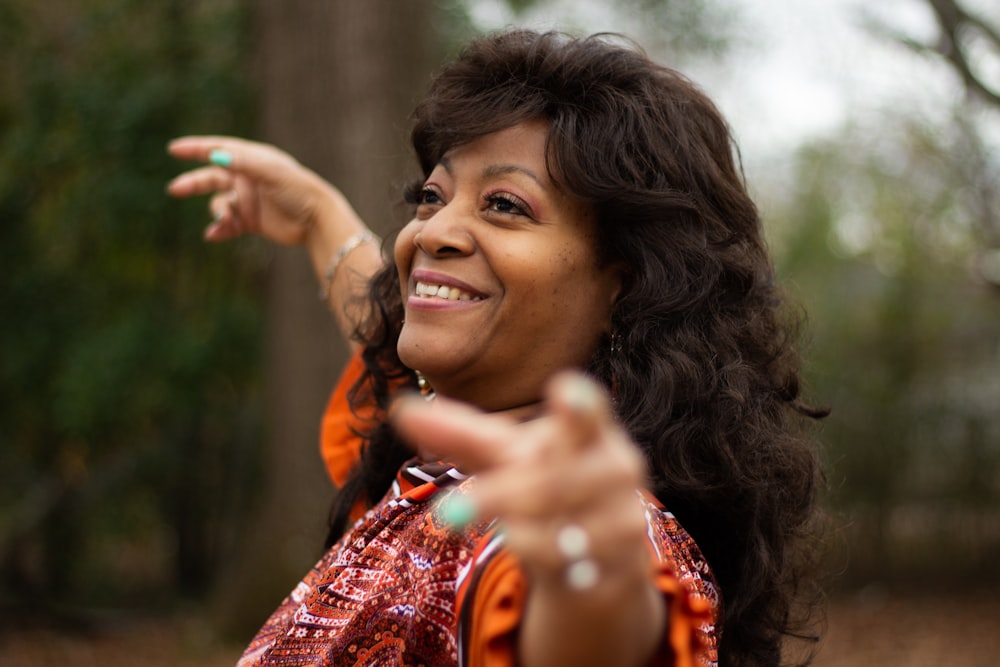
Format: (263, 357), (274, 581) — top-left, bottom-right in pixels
(2, 1), (998, 665)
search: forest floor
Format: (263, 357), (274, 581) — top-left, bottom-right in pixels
(2, 590), (999, 667)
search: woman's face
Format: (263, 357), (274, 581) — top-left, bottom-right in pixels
(395, 120), (621, 411)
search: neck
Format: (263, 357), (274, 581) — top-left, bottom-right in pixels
(427, 390), (543, 421)
(494, 400), (544, 423)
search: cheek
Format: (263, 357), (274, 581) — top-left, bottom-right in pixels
(393, 222), (419, 282)
(555, 254), (615, 324)
(394, 222), (417, 264)
(531, 250), (603, 320)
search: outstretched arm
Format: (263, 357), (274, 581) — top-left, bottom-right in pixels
(393, 375), (666, 667)
(166, 135), (384, 346)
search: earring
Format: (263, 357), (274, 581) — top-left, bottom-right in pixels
(610, 330), (623, 355)
(609, 330), (622, 404)
(415, 370), (435, 399)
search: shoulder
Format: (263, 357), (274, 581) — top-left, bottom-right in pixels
(639, 491), (722, 665)
(640, 490), (720, 606)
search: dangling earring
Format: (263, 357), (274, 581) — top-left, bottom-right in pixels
(610, 330), (623, 355)
(415, 370), (435, 400)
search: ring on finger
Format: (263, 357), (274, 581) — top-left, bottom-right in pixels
(556, 524), (600, 591)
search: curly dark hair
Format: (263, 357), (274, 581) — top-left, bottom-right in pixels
(326, 30), (827, 667)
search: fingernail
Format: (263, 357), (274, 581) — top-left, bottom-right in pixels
(209, 149), (232, 168)
(563, 376), (601, 414)
(439, 493), (477, 528)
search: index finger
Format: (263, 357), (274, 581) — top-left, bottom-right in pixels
(166, 135), (297, 181)
(391, 393), (520, 474)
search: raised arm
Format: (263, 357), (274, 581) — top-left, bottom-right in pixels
(166, 135), (384, 346)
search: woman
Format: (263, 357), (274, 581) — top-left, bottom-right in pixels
(168, 30), (825, 667)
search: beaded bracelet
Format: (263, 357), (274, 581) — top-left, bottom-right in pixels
(318, 230), (379, 301)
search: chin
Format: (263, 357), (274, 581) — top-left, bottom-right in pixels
(398, 336), (453, 376)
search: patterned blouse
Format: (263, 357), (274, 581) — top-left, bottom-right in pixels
(237, 354), (721, 667)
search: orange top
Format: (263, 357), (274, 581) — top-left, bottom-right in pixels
(319, 351), (369, 489)
(317, 351), (720, 666)
(456, 521), (716, 666)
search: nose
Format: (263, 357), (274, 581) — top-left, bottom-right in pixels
(413, 200), (475, 258)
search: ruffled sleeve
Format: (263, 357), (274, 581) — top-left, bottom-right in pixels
(459, 496), (720, 667)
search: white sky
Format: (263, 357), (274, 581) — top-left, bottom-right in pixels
(467, 0), (981, 163)
(690, 0), (958, 159)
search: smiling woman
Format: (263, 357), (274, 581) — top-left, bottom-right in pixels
(395, 121), (620, 411)
(167, 29), (826, 667)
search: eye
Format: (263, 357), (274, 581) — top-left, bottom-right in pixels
(417, 186), (443, 206)
(485, 192), (529, 217)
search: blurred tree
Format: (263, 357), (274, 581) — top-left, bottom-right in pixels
(776, 4), (1000, 589)
(474, 0), (736, 63)
(864, 0), (1000, 276)
(207, 0), (448, 636)
(770, 105), (1000, 588)
(0, 0), (258, 615)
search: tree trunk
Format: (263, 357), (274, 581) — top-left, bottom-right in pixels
(211, 0), (441, 637)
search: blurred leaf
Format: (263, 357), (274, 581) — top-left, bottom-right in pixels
(766, 101), (1000, 586)
(0, 0), (261, 607)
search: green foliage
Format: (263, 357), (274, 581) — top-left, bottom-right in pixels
(468, 0), (736, 63)
(0, 0), (261, 609)
(767, 107), (1000, 588)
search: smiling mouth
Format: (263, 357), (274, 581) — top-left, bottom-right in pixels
(414, 281), (482, 302)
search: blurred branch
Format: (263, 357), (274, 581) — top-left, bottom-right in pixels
(0, 442), (154, 565)
(929, 0), (1000, 50)
(859, 0), (1000, 287)
(863, 0), (1000, 108)
(925, 0), (1000, 106)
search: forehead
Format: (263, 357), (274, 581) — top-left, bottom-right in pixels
(432, 121), (561, 187)
(439, 120), (549, 161)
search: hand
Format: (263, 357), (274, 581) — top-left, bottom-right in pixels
(392, 374), (652, 593)
(393, 374), (664, 666)
(166, 135), (338, 245)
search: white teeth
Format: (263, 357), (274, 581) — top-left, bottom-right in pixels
(415, 281), (480, 301)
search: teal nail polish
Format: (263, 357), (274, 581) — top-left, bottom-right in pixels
(439, 493), (476, 528)
(209, 149), (233, 168)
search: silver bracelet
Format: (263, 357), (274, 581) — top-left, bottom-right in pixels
(318, 230), (379, 301)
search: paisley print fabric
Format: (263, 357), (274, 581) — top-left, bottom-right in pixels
(237, 457), (720, 667)
(238, 460), (483, 666)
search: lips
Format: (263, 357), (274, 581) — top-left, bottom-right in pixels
(414, 280), (483, 301)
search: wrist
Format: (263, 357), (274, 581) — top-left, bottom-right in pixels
(521, 574), (664, 667)
(318, 230), (380, 300)
(302, 184), (383, 344)
(303, 181), (353, 250)
(305, 186), (369, 277)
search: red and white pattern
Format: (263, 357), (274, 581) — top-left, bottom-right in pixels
(238, 458), (719, 666)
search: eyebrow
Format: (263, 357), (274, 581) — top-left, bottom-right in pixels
(438, 156), (544, 186)
(481, 164), (544, 185)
